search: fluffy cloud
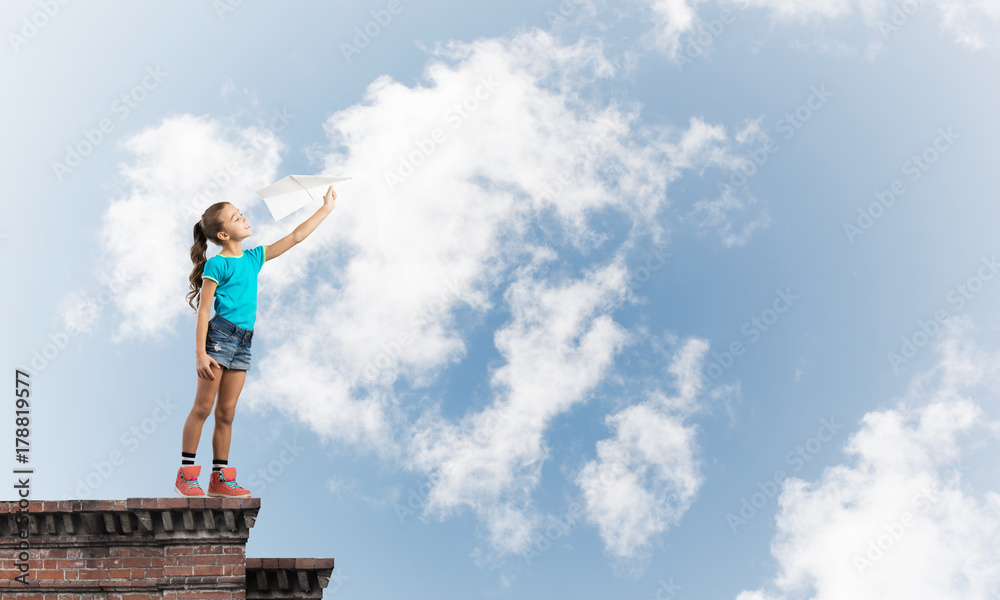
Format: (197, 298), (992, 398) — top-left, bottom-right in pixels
(76, 113), (285, 342)
(242, 27), (760, 459)
(408, 261), (633, 554)
(88, 27), (765, 556)
(937, 0), (1000, 48)
(254, 28), (769, 556)
(645, 0), (708, 56)
(635, 0), (1000, 57)
(736, 317), (1000, 600)
(689, 184), (770, 247)
(576, 337), (717, 560)
(728, 0), (1000, 49)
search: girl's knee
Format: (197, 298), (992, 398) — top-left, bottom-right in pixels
(214, 409), (235, 426)
(191, 409), (212, 422)
(190, 401), (213, 421)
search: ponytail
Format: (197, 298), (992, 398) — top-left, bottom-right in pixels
(185, 202), (229, 311)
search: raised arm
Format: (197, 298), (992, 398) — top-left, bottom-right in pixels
(264, 186), (337, 261)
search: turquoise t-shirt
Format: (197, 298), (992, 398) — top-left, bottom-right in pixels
(202, 245), (266, 329)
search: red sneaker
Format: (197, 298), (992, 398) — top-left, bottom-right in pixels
(207, 466), (252, 498)
(174, 465), (206, 497)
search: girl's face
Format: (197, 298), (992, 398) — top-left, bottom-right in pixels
(217, 204), (252, 242)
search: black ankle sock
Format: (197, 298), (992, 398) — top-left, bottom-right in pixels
(212, 459), (228, 473)
(181, 451), (196, 466)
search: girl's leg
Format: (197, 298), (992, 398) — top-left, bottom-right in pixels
(181, 363), (224, 454)
(212, 367), (247, 461)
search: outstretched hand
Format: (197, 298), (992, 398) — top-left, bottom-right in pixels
(323, 185), (337, 209)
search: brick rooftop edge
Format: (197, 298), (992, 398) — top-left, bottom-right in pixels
(0, 497), (335, 599)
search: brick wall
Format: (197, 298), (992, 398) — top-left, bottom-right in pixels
(0, 498), (334, 600)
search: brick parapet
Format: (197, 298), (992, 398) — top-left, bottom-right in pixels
(0, 497), (261, 599)
(245, 558), (335, 599)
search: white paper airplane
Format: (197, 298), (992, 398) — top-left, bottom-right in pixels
(256, 175), (351, 221)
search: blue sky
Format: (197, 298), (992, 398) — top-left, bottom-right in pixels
(4, 0), (1000, 598)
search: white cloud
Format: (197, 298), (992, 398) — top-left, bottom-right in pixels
(82, 112), (284, 342)
(726, 0), (1000, 49)
(58, 290), (101, 335)
(685, 118), (771, 247)
(87, 27), (763, 557)
(634, 0), (1000, 54)
(241, 27), (759, 457)
(646, 0), (708, 56)
(690, 184), (771, 248)
(244, 28), (765, 555)
(577, 336), (716, 560)
(937, 0), (1000, 48)
(736, 317), (1000, 600)
(408, 261), (634, 554)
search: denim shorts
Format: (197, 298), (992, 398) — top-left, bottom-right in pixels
(205, 314), (253, 370)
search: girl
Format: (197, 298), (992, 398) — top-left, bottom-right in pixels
(174, 185), (337, 497)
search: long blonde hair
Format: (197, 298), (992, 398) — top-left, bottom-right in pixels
(185, 202), (229, 311)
